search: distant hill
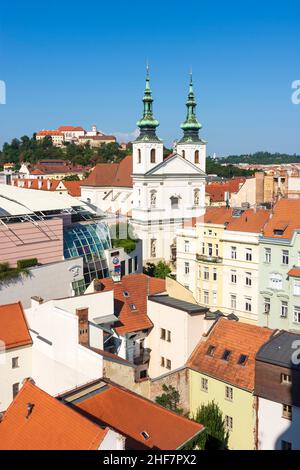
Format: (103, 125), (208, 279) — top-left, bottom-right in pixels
(222, 152), (300, 165)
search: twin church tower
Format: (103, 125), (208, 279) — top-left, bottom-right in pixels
(131, 67), (207, 263)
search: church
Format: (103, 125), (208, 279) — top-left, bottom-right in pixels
(81, 69), (207, 263)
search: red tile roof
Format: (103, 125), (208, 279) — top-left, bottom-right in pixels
(204, 206), (235, 225)
(12, 179), (60, 191)
(57, 126), (85, 132)
(288, 268), (300, 277)
(62, 180), (81, 197)
(226, 208), (271, 233)
(36, 130), (63, 136)
(0, 302), (32, 351)
(187, 318), (274, 391)
(0, 381), (108, 450)
(75, 381), (203, 450)
(81, 155), (133, 188)
(206, 178), (246, 202)
(263, 199), (300, 239)
(99, 274), (166, 335)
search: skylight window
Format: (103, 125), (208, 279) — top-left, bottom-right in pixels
(221, 349), (231, 361)
(237, 354), (248, 366)
(123, 291), (130, 298)
(141, 431), (150, 440)
(129, 304), (137, 311)
(206, 345), (216, 357)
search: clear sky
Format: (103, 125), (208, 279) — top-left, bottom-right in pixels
(1, 0), (300, 156)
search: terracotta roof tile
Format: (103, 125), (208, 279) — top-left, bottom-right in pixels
(226, 208), (271, 233)
(62, 180), (81, 197)
(81, 155), (133, 188)
(206, 178), (246, 202)
(57, 126), (85, 132)
(187, 318), (274, 391)
(99, 274), (166, 335)
(288, 268), (300, 277)
(75, 382), (203, 450)
(0, 302), (32, 350)
(0, 381), (107, 450)
(263, 199), (300, 239)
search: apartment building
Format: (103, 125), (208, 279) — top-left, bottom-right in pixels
(259, 199), (300, 331)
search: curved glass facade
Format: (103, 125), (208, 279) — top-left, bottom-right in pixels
(63, 222), (112, 286)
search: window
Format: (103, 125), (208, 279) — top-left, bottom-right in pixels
(238, 354), (248, 366)
(206, 345), (216, 357)
(203, 291), (209, 305)
(281, 440), (292, 450)
(282, 404), (292, 420)
(161, 357), (165, 367)
(269, 273), (283, 290)
(160, 328), (166, 340)
(185, 262), (190, 275)
(281, 373), (292, 385)
(225, 415), (233, 431)
(282, 250), (289, 265)
(208, 229), (212, 236)
(225, 386), (233, 401)
(212, 291), (217, 305)
(294, 307), (300, 324)
(12, 357), (19, 369)
(216, 244), (219, 257)
(12, 382), (19, 399)
(208, 243), (213, 256)
(195, 150), (199, 164)
(231, 270), (237, 284)
(230, 294), (237, 310)
(134, 256), (138, 271)
(213, 269), (217, 281)
(231, 246), (237, 259)
(264, 297), (270, 314)
(294, 280), (300, 296)
(204, 267), (209, 280)
(245, 297), (252, 312)
(128, 258), (132, 274)
(201, 377), (208, 392)
(245, 272), (252, 287)
(182, 150), (185, 159)
(138, 149), (141, 164)
(184, 240), (190, 253)
(167, 330), (171, 342)
(171, 196), (179, 209)
(202, 242), (205, 255)
(281, 301), (288, 318)
(129, 304), (137, 311)
(264, 247), (271, 263)
(140, 370), (148, 379)
(150, 148), (156, 163)
(246, 248), (252, 261)
(222, 349), (231, 361)
(166, 359), (171, 370)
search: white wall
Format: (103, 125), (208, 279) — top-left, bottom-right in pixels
(258, 397), (300, 450)
(99, 429), (125, 450)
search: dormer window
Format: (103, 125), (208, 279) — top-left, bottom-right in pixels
(150, 148), (156, 163)
(129, 304), (137, 311)
(237, 354), (248, 366)
(206, 345), (216, 357)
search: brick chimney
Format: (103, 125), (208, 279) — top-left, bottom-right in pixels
(76, 308), (89, 345)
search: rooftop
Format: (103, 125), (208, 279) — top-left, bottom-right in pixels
(187, 318), (274, 391)
(98, 274), (166, 335)
(62, 379), (204, 450)
(0, 381), (108, 450)
(148, 294), (208, 315)
(0, 302), (32, 351)
(256, 330), (300, 370)
(205, 178), (246, 202)
(263, 199), (300, 239)
(81, 155), (133, 188)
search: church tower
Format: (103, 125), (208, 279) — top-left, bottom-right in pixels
(176, 73), (206, 172)
(132, 66), (164, 175)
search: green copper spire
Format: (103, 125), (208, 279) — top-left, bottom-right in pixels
(179, 72), (203, 143)
(135, 65), (161, 142)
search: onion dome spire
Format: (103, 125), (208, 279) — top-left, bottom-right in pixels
(179, 72), (202, 142)
(136, 64), (160, 142)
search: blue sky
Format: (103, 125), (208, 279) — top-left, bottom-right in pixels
(1, 0), (300, 156)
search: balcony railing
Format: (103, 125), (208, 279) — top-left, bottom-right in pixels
(133, 348), (151, 366)
(196, 253), (223, 263)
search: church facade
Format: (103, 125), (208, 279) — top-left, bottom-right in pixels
(131, 68), (207, 263)
(81, 69), (207, 264)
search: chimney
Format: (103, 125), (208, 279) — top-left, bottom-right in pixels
(76, 308), (89, 345)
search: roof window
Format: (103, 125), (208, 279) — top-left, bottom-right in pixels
(221, 349), (231, 361)
(206, 345), (216, 357)
(237, 354), (248, 366)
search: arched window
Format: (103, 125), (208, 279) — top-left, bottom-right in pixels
(138, 149), (141, 164)
(182, 150), (185, 159)
(170, 196), (179, 209)
(195, 150), (199, 164)
(150, 148), (156, 163)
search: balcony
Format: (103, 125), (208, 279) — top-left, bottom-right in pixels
(133, 347), (151, 366)
(196, 253), (223, 263)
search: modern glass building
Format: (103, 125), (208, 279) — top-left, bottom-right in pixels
(63, 222), (112, 286)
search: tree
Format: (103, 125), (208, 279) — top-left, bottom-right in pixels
(143, 261), (171, 279)
(192, 401), (229, 450)
(155, 384), (183, 415)
(62, 174), (80, 181)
